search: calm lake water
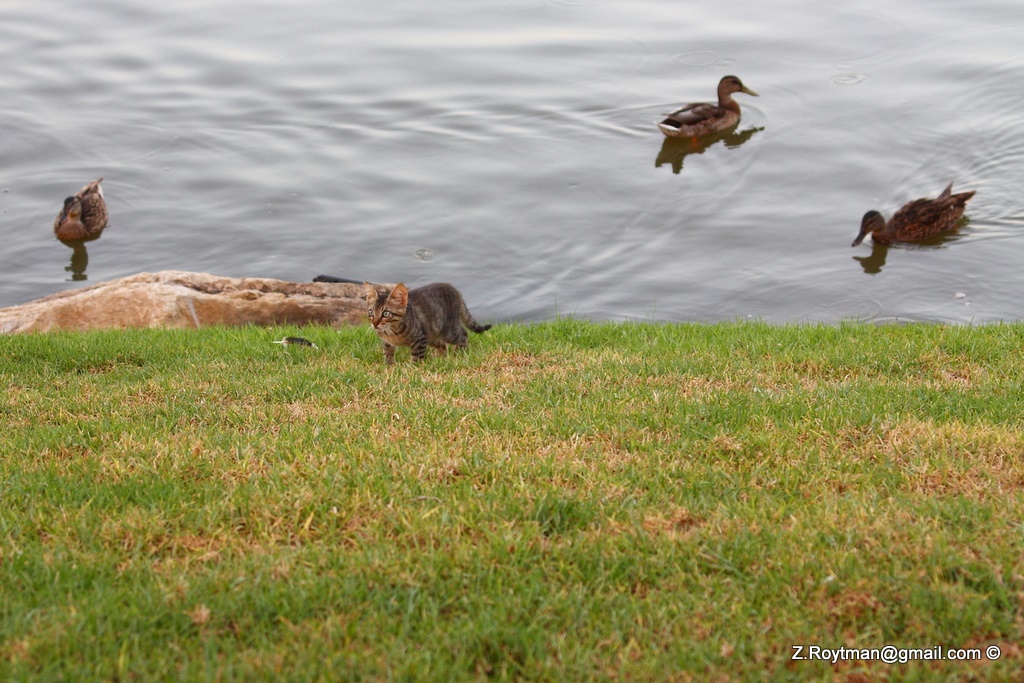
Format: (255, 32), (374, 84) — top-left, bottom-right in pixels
(2, 0), (1023, 323)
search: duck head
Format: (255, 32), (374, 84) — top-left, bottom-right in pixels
(852, 210), (886, 247)
(57, 196), (80, 222)
(719, 75), (759, 99)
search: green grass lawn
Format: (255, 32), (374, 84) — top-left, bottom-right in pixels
(2, 320), (1023, 681)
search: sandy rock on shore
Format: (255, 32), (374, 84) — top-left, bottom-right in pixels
(0, 271), (370, 334)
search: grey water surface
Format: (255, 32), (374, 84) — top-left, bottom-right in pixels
(2, 0), (1023, 323)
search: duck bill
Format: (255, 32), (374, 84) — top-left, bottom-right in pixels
(851, 230), (869, 247)
(56, 197), (77, 227)
(56, 207), (75, 228)
(741, 86), (759, 97)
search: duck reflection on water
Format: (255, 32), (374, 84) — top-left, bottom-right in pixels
(853, 229), (967, 276)
(852, 241), (889, 275)
(58, 231), (103, 281)
(654, 124), (763, 174)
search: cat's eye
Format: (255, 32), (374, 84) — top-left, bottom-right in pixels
(367, 308), (373, 317)
(382, 311), (392, 318)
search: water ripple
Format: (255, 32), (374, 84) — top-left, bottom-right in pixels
(672, 50), (737, 69)
(831, 72), (867, 86)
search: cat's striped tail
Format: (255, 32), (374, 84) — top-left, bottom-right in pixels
(461, 301), (491, 334)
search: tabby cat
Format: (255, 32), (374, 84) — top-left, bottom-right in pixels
(363, 282), (491, 364)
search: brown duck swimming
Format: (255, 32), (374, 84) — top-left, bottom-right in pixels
(54, 178), (108, 241)
(852, 182), (976, 247)
(657, 75), (759, 138)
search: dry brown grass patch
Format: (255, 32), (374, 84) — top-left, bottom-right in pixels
(642, 507), (704, 540)
(840, 419), (1024, 497)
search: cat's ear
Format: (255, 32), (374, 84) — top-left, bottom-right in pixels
(388, 283), (408, 307)
(362, 282), (378, 302)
